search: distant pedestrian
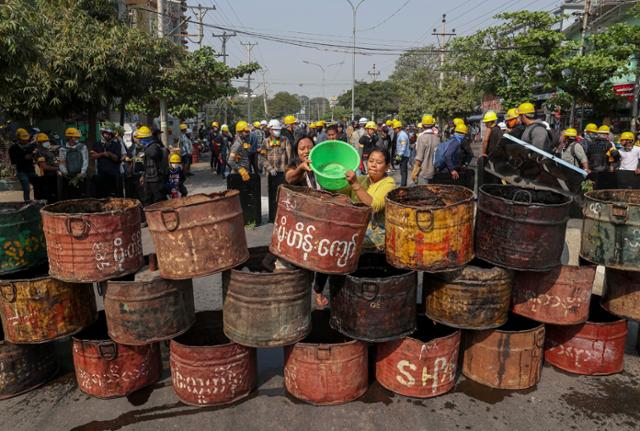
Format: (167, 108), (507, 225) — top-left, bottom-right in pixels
(9, 128), (36, 201)
(139, 126), (168, 206)
(58, 128), (88, 200)
(91, 125), (122, 198)
(33, 133), (59, 202)
(393, 120), (410, 186)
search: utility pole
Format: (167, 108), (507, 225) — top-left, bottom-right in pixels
(346, 0), (367, 122)
(570, 0), (591, 127)
(182, 4), (215, 48)
(261, 69), (269, 117)
(240, 42), (257, 121)
(212, 31), (237, 123)
(368, 64), (380, 82)
(302, 60), (343, 118)
(157, 0), (168, 146)
(432, 14), (456, 89)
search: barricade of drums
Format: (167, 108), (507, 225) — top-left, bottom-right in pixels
(1, 183), (639, 406)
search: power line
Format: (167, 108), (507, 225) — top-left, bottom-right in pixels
(358, 0), (412, 32)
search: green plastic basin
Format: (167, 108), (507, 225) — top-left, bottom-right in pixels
(309, 140), (361, 190)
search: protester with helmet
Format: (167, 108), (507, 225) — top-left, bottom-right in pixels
(91, 124), (122, 198)
(557, 128), (590, 172)
(58, 128), (88, 199)
(359, 121), (379, 173)
(518, 102), (552, 151)
(582, 123), (598, 152)
(393, 119), (411, 186)
(228, 121), (252, 182)
(219, 124), (232, 177)
(9, 128), (37, 201)
(282, 115), (298, 149)
(208, 121), (222, 173)
(434, 123), (469, 181)
(166, 153), (188, 199)
(504, 108), (523, 137)
(32, 133), (59, 202)
(412, 114), (440, 185)
(350, 117), (368, 155)
(138, 125), (169, 206)
(478, 111), (503, 186)
(316, 120), (328, 143)
(178, 123), (193, 176)
(610, 131), (640, 172)
(260, 119), (292, 222)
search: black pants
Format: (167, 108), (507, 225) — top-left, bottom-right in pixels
(124, 174), (142, 199)
(33, 175), (58, 203)
(142, 181), (166, 206)
(93, 174), (120, 198)
(60, 176), (86, 200)
(399, 156), (409, 186)
(268, 172), (285, 223)
(248, 152), (260, 175)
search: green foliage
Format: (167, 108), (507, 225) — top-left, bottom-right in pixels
(337, 80), (399, 120)
(268, 92), (301, 118)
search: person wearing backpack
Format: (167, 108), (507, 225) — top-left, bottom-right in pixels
(556, 128), (590, 172)
(412, 114), (439, 185)
(518, 102), (553, 151)
(434, 123), (468, 181)
(59, 127), (89, 199)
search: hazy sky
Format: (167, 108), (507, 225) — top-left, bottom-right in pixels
(190, 0), (566, 99)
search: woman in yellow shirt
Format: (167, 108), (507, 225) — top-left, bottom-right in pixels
(344, 149), (396, 251)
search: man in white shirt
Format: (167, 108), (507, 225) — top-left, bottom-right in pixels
(615, 132), (640, 173)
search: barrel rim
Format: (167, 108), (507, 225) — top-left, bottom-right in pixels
(279, 184), (371, 213)
(474, 253), (562, 272)
(143, 189), (240, 213)
(292, 337), (364, 349)
(479, 184), (572, 208)
(584, 189), (640, 206)
(41, 198), (141, 217)
(385, 185), (475, 210)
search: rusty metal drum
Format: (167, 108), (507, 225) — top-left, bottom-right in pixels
(329, 253), (417, 342)
(0, 265), (96, 343)
(385, 185), (475, 272)
(375, 316), (460, 398)
(145, 191), (249, 280)
(475, 185), (571, 271)
(72, 313), (161, 399)
(104, 277), (195, 345)
(223, 247), (312, 347)
(423, 261), (512, 330)
(581, 190), (640, 271)
(512, 264), (595, 325)
(270, 185), (371, 274)
(284, 311), (368, 405)
(0, 201), (47, 275)
(602, 267), (640, 320)
(545, 300), (627, 375)
(0, 327), (57, 399)
(41, 198), (143, 283)
(462, 314), (545, 390)
(170, 311), (257, 406)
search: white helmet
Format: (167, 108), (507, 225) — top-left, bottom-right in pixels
(358, 117), (368, 125)
(268, 119), (282, 130)
(260, 120), (268, 126)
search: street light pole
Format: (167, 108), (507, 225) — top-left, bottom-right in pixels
(302, 60), (344, 118)
(346, 0), (367, 122)
(157, 0), (168, 146)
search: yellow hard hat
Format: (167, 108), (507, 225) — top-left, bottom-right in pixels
(211, 121), (220, 128)
(454, 124), (468, 134)
(35, 132), (49, 143)
(417, 123), (423, 129)
(284, 115), (297, 125)
(517, 102), (535, 115)
(221, 124), (229, 132)
(505, 108), (519, 121)
(584, 123), (598, 133)
(421, 114), (435, 126)
(563, 128), (578, 138)
(236, 120), (250, 133)
(385, 120), (392, 126)
(620, 131), (635, 141)
(16, 128), (30, 140)
(392, 119), (402, 129)
(169, 153), (182, 163)
(452, 118), (464, 126)
(482, 111), (498, 123)
(253, 121), (261, 128)
(136, 126), (153, 139)
(316, 120), (326, 127)
(309, 122), (316, 129)
(365, 121), (377, 130)
(179, 123), (188, 131)
(65, 127), (82, 138)
(598, 125), (611, 134)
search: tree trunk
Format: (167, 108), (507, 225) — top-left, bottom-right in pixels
(119, 99), (126, 126)
(88, 106), (97, 146)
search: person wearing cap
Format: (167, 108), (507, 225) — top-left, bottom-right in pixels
(261, 119), (292, 222)
(557, 128), (590, 173)
(138, 125), (169, 206)
(393, 119), (410, 186)
(588, 125), (614, 176)
(219, 124), (233, 177)
(91, 124), (122, 198)
(582, 123), (598, 152)
(518, 102), (552, 151)
(178, 123), (193, 176)
(208, 121), (222, 173)
(282, 115), (298, 149)
(228, 121), (252, 182)
(247, 121), (264, 175)
(504, 108), (523, 137)
(9, 128), (37, 201)
(610, 131), (640, 182)
(412, 114), (440, 185)
(349, 117), (368, 155)
(359, 121), (379, 174)
(59, 128), (89, 199)
(32, 133), (59, 202)
(316, 120), (328, 143)
(479, 111), (503, 186)
(438, 123), (469, 181)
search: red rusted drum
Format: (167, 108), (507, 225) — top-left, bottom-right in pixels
(601, 268), (640, 321)
(545, 300), (627, 375)
(475, 185), (571, 271)
(72, 312), (161, 399)
(329, 253), (417, 342)
(0, 326), (58, 399)
(375, 316), (460, 398)
(41, 199), (143, 282)
(270, 185), (371, 274)
(512, 263), (595, 325)
(145, 191), (249, 280)
(284, 311), (368, 405)
(462, 314), (545, 390)
(170, 311), (256, 406)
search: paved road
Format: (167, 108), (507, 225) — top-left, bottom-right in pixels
(1, 160), (639, 431)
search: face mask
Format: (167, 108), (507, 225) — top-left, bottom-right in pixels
(272, 130), (281, 138)
(42, 142), (51, 149)
(170, 163), (180, 170)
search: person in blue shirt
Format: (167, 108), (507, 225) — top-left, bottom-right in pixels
(442, 123), (468, 181)
(392, 119), (411, 186)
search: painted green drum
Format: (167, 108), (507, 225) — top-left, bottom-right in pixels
(0, 201), (47, 276)
(581, 190), (640, 271)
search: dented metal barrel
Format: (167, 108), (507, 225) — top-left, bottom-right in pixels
(145, 191), (249, 280)
(375, 316), (460, 398)
(581, 190), (640, 271)
(104, 276), (195, 345)
(329, 253), (417, 342)
(270, 185), (371, 274)
(0, 327), (57, 399)
(545, 300), (627, 375)
(602, 267), (640, 320)
(512, 264), (595, 325)
(475, 185), (571, 271)
(423, 262), (512, 330)
(72, 313), (161, 398)
(284, 311), (368, 405)
(462, 314), (545, 390)
(170, 311), (257, 406)
(223, 247), (312, 347)
(0, 265), (96, 343)
(0, 201), (47, 275)
(41, 198), (143, 282)
(385, 185), (475, 272)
